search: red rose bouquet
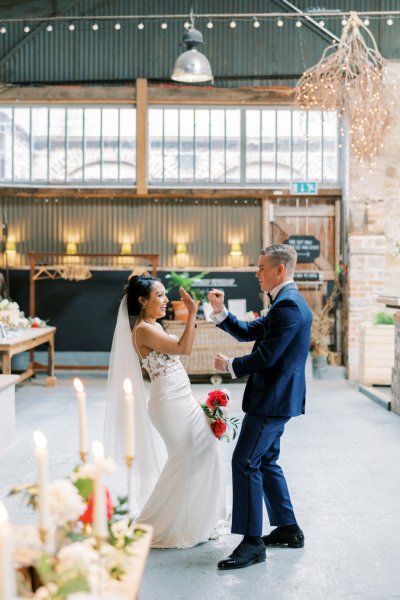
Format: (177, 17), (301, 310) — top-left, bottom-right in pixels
(202, 388), (240, 441)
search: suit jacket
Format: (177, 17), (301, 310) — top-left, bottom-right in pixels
(218, 284), (313, 417)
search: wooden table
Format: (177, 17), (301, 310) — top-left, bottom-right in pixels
(0, 327), (56, 386)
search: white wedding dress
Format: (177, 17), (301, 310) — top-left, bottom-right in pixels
(136, 342), (226, 548)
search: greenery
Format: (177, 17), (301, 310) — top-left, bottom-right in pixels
(373, 311), (395, 325)
(165, 271), (209, 302)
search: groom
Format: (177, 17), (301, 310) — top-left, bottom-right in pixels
(208, 244), (312, 570)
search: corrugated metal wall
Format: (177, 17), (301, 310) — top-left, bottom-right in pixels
(1, 196), (262, 268)
(0, 0), (398, 86)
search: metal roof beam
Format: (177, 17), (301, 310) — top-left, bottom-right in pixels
(272, 0), (340, 44)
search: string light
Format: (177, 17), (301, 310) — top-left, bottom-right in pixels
(161, 21), (168, 29)
(206, 19), (213, 29)
(253, 17), (260, 28)
(277, 18), (284, 27)
(46, 24), (52, 32)
(137, 21), (144, 30)
(318, 20), (325, 28)
(92, 23), (99, 31)
(23, 25), (30, 33)
(363, 17), (370, 26)
(114, 22), (121, 30)
(68, 23), (75, 31)
(387, 17), (394, 26)
(295, 19), (302, 28)
(184, 20), (190, 30)
(229, 19), (237, 29)
(341, 18), (347, 26)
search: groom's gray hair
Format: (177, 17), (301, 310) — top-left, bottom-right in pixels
(261, 244), (297, 274)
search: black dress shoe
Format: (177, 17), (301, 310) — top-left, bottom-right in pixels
(262, 526), (304, 548)
(217, 539), (266, 570)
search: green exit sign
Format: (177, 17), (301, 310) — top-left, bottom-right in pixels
(291, 181), (318, 195)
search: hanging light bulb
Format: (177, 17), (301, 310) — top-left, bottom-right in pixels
(277, 18), (284, 27)
(387, 17), (394, 26)
(171, 24), (213, 83)
(253, 17), (260, 29)
(318, 20), (325, 28)
(46, 24), (53, 32)
(363, 17), (370, 26)
(137, 21), (144, 30)
(341, 17), (347, 26)
(92, 23), (99, 31)
(184, 21), (191, 30)
(206, 19), (213, 29)
(295, 19), (302, 28)
(68, 23), (75, 31)
(114, 22), (121, 30)
(230, 20), (237, 29)
(161, 21), (168, 29)
(23, 24), (30, 33)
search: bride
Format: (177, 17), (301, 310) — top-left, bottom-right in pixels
(105, 275), (225, 548)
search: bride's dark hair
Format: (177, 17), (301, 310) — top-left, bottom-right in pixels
(125, 275), (161, 317)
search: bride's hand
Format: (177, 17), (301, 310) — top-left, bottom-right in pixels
(179, 287), (198, 316)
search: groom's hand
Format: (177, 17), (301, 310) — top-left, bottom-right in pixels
(207, 288), (225, 314)
(215, 353), (229, 372)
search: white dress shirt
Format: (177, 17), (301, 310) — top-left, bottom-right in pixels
(210, 280), (295, 379)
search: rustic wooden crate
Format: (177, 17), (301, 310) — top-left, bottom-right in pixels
(359, 324), (395, 385)
(163, 320), (254, 376)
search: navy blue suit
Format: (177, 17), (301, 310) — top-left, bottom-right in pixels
(218, 283), (312, 536)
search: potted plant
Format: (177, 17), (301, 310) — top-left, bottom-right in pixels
(165, 271), (209, 321)
(310, 281), (341, 378)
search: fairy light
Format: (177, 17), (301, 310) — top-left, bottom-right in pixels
(363, 17), (370, 26)
(318, 20), (325, 28)
(137, 21), (144, 30)
(206, 19), (213, 29)
(92, 22), (99, 30)
(295, 19), (302, 28)
(341, 18), (347, 26)
(23, 25), (30, 33)
(387, 17), (394, 26)
(161, 21), (168, 29)
(68, 23), (75, 31)
(277, 18), (284, 27)
(229, 19), (237, 29)
(253, 17), (260, 28)
(46, 24), (52, 32)
(183, 20), (190, 30)
(114, 22), (121, 30)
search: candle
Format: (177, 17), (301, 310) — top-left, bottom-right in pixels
(73, 378), (88, 462)
(33, 430), (49, 541)
(123, 378), (134, 460)
(92, 441), (107, 541)
(0, 502), (16, 600)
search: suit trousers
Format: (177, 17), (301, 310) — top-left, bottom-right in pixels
(231, 413), (297, 536)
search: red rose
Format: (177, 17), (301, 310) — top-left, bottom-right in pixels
(206, 390), (228, 410)
(31, 323), (40, 328)
(211, 419), (227, 439)
(79, 488), (114, 525)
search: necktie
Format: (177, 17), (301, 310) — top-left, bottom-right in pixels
(267, 292), (273, 306)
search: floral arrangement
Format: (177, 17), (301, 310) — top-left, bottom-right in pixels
(9, 462), (145, 599)
(0, 299), (47, 330)
(201, 388), (240, 441)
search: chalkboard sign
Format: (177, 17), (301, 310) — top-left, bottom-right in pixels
(294, 272), (321, 282)
(284, 235), (320, 263)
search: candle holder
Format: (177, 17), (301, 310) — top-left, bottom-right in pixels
(94, 533), (106, 551)
(80, 450), (88, 463)
(125, 455), (135, 469)
(38, 527), (48, 546)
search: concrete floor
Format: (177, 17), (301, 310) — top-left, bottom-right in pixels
(1, 370), (400, 600)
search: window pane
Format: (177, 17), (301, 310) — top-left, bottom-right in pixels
(179, 109), (194, 182)
(0, 108), (12, 181)
(276, 110), (291, 182)
(210, 110), (225, 182)
(246, 110), (261, 182)
(292, 110), (307, 181)
(14, 108), (30, 181)
(323, 111), (338, 182)
(84, 108), (101, 181)
(194, 109), (210, 182)
(119, 108), (136, 182)
(67, 108), (83, 182)
(307, 111), (322, 180)
(31, 107), (48, 181)
(49, 108), (66, 182)
(225, 109), (240, 182)
(261, 110), (276, 181)
(102, 108), (119, 181)
(163, 109), (179, 182)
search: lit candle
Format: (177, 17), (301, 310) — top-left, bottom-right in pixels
(123, 378), (134, 461)
(73, 378), (88, 462)
(33, 430), (49, 542)
(92, 441), (107, 541)
(0, 501), (16, 600)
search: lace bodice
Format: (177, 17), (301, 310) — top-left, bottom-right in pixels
(141, 350), (185, 382)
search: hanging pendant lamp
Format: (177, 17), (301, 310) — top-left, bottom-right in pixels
(171, 23), (213, 84)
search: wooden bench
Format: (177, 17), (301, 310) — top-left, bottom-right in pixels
(0, 327), (56, 386)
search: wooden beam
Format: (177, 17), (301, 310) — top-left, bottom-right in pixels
(274, 206), (337, 217)
(136, 78), (148, 195)
(0, 187), (341, 199)
(0, 84), (295, 106)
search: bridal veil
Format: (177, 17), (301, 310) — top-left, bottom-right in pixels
(104, 296), (164, 514)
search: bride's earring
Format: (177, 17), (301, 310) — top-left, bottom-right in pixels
(141, 303), (146, 317)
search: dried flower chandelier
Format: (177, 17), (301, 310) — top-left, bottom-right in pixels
(295, 11), (395, 163)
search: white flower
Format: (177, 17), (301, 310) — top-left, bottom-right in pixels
(111, 518), (130, 539)
(33, 586), (52, 600)
(10, 301), (19, 311)
(71, 463), (96, 481)
(56, 541), (97, 574)
(17, 317), (29, 328)
(0, 299), (9, 309)
(49, 479), (86, 526)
